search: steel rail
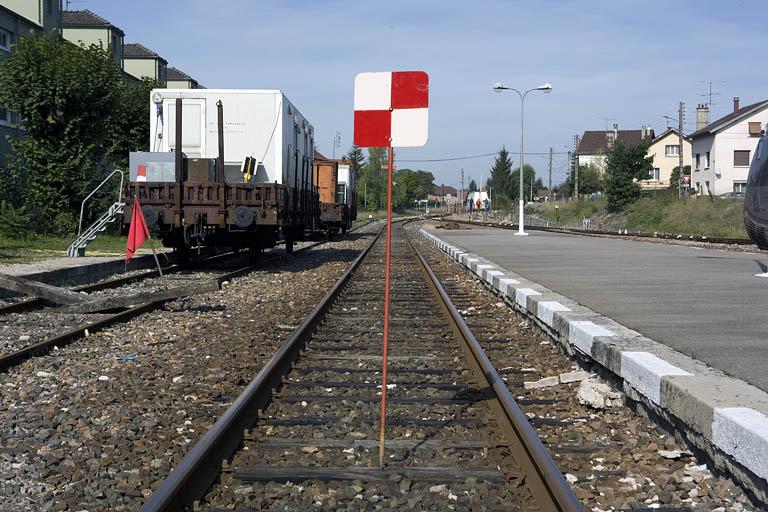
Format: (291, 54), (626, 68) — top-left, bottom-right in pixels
(448, 218), (754, 246)
(0, 228), (376, 373)
(406, 229), (583, 511)
(140, 226), (384, 512)
(0, 219), (381, 316)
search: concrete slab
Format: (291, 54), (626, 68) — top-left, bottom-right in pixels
(425, 227), (768, 392)
(420, 226), (768, 495)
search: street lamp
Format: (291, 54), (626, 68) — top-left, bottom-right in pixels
(494, 82), (552, 235)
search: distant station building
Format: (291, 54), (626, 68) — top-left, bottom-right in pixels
(123, 42), (167, 85)
(62, 9), (125, 69)
(0, 0), (62, 162)
(689, 98), (768, 196)
(166, 66), (203, 89)
(428, 185), (458, 205)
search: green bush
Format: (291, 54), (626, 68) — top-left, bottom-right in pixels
(0, 200), (31, 237)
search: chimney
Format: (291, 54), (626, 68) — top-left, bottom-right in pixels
(641, 125), (647, 140)
(613, 123), (619, 140)
(733, 97), (740, 113)
(696, 104), (710, 130)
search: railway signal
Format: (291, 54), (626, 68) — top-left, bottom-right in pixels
(354, 70), (429, 469)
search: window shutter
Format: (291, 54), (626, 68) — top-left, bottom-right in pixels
(734, 150), (751, 167)
(749, 122), (763, 136)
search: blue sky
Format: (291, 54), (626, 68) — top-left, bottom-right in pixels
(89, 0), (768, 189)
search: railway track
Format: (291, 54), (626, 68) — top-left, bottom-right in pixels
(412, 223), (756, 510)
(445, 217), (755, 246)
(141, 221), (579, 511)
(0, 223), (377, 373)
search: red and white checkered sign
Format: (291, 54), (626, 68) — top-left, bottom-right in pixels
(353, 71), (429, 148)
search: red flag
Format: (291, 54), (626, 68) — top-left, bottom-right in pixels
(126, 196), (149, 263)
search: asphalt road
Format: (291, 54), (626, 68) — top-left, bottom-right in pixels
(428, 227), (768, 392)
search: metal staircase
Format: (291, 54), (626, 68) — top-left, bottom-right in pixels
(67, 170), (125, 257)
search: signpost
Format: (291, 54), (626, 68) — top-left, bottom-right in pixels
(354, 70), (429, 469)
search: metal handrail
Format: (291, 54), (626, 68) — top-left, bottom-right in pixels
(76, 169), (124, 238)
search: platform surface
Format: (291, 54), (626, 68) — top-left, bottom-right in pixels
(427, 226), (768, 391)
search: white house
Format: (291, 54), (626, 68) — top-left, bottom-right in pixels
(689, 97), (768, 196)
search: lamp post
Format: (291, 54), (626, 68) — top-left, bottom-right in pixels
(494, 82), (552, 235)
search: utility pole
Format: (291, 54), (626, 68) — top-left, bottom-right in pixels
(460, 168), (465, 211)
(573, 135), (580, 199)
(332, 131), (341, 159)
(548, 146), (553, 198)
(678, 101), (685, 198)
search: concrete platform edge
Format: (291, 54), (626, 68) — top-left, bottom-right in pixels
(420, 228), (768, 497)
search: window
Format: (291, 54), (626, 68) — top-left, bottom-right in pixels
(0, 107), (10, 126)
(0, 28), (11, 52)
(665, 144), (680, 156)
(696, 181), (700, 194)
(733, 181), (747, 194)
(649, 168), (660, 180)
(705, 181), (710, 194)
(335, 184), (347, 204)
(695, 153), (701, 170)
(734, 150), (751, 167)
(749, 122), (763, 136)
(704, 151), (710, 169)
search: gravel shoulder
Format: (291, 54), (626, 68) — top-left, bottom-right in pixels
(0, 226), (380, 511)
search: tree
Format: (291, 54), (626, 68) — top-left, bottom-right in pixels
(344, 145), (365, 178)
(0, 34), (154, 233)
(509, 164), (540, 201)
(669, 165), (691, 190)
(359, 147), (386, 210)
(468, 179), (478, 192)
(488, 147), (513, 207)
(560, 163), (604, 197)
(109, 78), (162, 169)
(604, 141), (653, 211)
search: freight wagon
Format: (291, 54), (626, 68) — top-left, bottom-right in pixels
(313, 152), (357, 235)
(121, 89), (316, 256)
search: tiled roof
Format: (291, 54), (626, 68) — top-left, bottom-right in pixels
(689, 100), (768, 138)
(577, 129), (655, 155)
(124, 43), (166, 62)
(63, 9), (109, 26)
(434, 185), (458, 196)
(167, 67), (193, 81)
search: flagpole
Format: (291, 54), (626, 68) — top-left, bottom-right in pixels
(146, 231), (167, 288)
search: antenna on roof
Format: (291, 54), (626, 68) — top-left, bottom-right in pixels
(65, 0), (88, 9)
(697, 80), (726, 108)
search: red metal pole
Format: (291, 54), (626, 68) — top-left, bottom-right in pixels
(378, 144), (394, 469)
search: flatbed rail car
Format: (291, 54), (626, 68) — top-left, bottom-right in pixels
(313, 152), (357, 235)
(120, 89), (317, 254)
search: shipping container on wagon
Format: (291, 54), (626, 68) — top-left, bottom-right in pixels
(337, 162), (357, 221)
(146, 89), (314, 192)
(313, 152), (356, 234)
(121, 88), (316, 255)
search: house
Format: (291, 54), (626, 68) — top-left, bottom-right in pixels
(577, 124), (655, 174)
(689, 98), (768, 196)
(62, 9), (124, 68)
(0, 0), (62, 162)
(428, 185), (458, 204)
(640, 128), (692, 189)
(123, 42), (167, 85)
(166, 66), (202, 89)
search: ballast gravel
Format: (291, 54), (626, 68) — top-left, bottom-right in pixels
(0, 225), (379, 511)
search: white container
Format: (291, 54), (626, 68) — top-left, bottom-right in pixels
(336, 163), (356, 207)
(148, 89), (314, 187)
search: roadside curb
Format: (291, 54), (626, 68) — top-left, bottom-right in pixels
(420, 227), (768, 502)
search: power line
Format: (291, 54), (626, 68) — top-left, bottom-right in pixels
(397, 150), (569, 163)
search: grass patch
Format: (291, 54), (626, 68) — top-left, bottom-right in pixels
(0, 234), (148, 264)
(530, 190), (748, 238)
(625, 192), (747, 238)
